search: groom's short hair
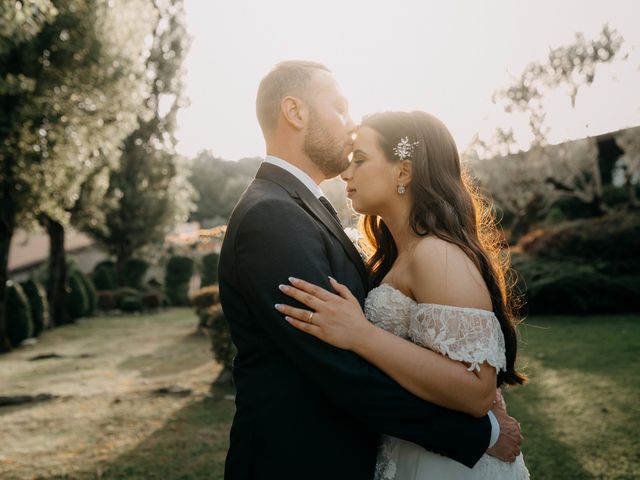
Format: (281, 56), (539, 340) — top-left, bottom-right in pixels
(256, 60), (331, 133)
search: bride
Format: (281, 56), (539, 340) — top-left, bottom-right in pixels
(275, 110), (530, 479)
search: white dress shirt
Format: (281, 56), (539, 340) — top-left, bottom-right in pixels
(262, 155), (500, 448)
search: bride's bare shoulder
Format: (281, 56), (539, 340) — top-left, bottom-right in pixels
(408, 236), (492, 309)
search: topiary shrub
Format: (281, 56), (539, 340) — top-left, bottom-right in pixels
(97, 291), (117, 311)
(73, 270), (96, 317)
(113, 287), (142, 310)
(120, 296), (143, 312)
(511, 253), (640, 315)
(142, 290), (165, 310)
(200, 304), (235, 384)
(66, 271), (89, 320)
(20, 280), (49, 336)
(7, 282), (34, 347)
(192, 285), (220, 313)
(518, 213), (640, 275)
(165, 255), (194, 306)
(122, 258), (149, 290)
(200, 252), (219, 287)
(92, 261), (117, 290)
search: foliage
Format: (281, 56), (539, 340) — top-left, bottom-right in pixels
(614, 126), (640, 207)
(92, 260), (117, 290)
(518, 213), (640, 274)
(78, 0), (195, 283)
(199, 304), (235, 373)
(0, 0), (154, 350)
(66, 270), (88, 319)
(512, 254), (639, 315)
(188, 153), (261, 224)
(120, 295), (143, 312)
(96, 290), (117, 311)
(200, 252), (219, 287)
(73, 269), (96, 316)
(6, 281), (34, 346)
(493, 24), (624, 144)
(122, 258), (150, 290)
(113, 287), (142, 309)
(20, 279), (49, 336)
(141, 290), (165, 310)
(192, 285), (220, 313)
(165, 255), (194, 306)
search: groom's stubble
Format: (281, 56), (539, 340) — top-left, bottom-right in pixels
(303, 105), (351, 179)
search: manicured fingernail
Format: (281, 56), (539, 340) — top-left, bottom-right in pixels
(278, 284), (287, 291)
(328, 276), (335, 282)
(288, 276), (298, 283)
(285, 316), (292, 322)
(274, 304), (281, 310)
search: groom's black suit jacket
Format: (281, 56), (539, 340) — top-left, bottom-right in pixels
(219, 162), (491, 480)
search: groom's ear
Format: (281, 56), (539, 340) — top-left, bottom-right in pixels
(281, 96), (306, 131)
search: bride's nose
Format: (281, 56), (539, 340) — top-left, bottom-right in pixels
(341, 162), (354, 181)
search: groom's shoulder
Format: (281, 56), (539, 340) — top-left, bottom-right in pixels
(229, 178), (312, 230)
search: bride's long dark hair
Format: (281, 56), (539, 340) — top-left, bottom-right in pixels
(358, 111), (526, 387)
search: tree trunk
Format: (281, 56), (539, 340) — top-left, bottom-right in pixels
(115, 244), (133, 287)
(0, 219), (14, 353)
(41, 215), (70, 327)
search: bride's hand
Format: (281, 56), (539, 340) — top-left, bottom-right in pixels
(275, 276), (374, 351)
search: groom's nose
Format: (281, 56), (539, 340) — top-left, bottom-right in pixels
(345, 113), (356, 134)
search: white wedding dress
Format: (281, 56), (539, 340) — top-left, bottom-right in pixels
(364, 283), (530, 480)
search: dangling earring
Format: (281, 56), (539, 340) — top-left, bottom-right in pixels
(397, 184), (406, 195)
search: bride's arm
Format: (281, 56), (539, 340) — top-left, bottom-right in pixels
(353, 318), (497, 418)
(278, 237), (498, 417)
(354, 238), (497, 418)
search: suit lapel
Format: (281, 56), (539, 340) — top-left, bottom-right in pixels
(256, 162), (369, 289)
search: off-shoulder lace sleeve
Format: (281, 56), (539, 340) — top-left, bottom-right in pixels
(409, 303), (506, 373)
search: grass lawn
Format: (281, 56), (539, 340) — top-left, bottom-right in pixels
(503, 314), (640, 479)
(1, 310), (638, 479)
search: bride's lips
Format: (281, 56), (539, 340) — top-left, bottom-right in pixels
(346, 188), (356, 197)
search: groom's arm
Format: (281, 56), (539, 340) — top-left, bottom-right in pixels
(231, 199), (491, 468)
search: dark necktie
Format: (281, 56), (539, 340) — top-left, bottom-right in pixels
(319, 196), (341, 225)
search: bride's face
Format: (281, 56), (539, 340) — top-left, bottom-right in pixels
(340, 126), (399, 215)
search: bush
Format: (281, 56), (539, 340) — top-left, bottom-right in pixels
(511, 253), (640, 315)
(113, 287), (142, 309)
(120, 296), (143, 312)
(518, 213), (640, 275)
(142, 290), (165, 310)
(122, 258), (149, 290)
(200, 252), (219, 287)
(165, 255), (194, 306)
(200, 304), (235, 371)
(7, 282), (34, 347)
(92, 261), (117, 290)
(20, 280), (49, 336)
(192, 285), (220, 312)
(66, 271), (89, 320)
(97, 291), (117, 311)
(73, 270), (96, 317)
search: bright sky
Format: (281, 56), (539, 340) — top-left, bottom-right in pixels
(176, 0), (640, 160)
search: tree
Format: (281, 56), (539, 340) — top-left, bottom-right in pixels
(188, 152), (261, 225)
(614, 127), (640, 208)
(494, 25), (624, 214)
(1, 0), (153, 334)
(79, 0), (195, 285)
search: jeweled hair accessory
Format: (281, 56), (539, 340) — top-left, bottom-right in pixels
(393, 136), (420, 160)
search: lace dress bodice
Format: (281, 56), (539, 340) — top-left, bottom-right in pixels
(364, 283), (529, 480)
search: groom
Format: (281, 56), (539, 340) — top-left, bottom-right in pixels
(219, 61), (522, 480)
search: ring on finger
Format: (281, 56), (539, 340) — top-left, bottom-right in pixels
(307, 311), (314, 325)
